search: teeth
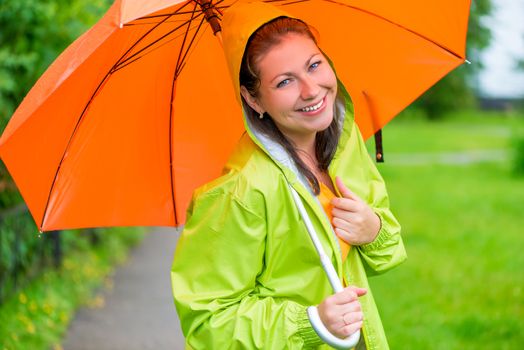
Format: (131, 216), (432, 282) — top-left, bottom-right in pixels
(300, 99), (323, 112)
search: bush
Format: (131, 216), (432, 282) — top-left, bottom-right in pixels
(512, 133), (524, 176)
(0, 226), (145, 350)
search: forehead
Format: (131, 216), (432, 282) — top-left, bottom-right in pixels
(256, 33), (321, 80)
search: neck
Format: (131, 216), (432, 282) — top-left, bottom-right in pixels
(295, 137), (318, 171)
(278, 128), (318, 168)
(289, 133), (316, 158)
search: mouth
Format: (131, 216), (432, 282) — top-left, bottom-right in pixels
(297, 96), (326, 114)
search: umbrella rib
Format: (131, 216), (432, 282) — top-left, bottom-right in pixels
(173, 11), (216, 79)
(131, 0), (229, 23)
(112, 20), (204, 74)
(320, 0), (465, 59)
(132, 9), (212, 22)
(116, 1), (195, 68)
(114, 13), (204, 72)
(124, 18), (198, 26)
(167, 1), (201, 225)
(168, 0), (228, 225)
(175, 14), (207, 79)
(39, 2), (195, 229)
(174, 2), (199, 78)
(264, 0), (310, 5)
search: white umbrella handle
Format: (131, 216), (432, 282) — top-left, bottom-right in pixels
(307, 306), (360, 349)
(289, 186), (360, 349)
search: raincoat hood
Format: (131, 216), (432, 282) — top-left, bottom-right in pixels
(221, 1), (350, 192)
(222, 1), (298, 103)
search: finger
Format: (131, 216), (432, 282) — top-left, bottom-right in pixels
(332, 217), (353, 233)
(336, 301), (363, 315)
(341, 286), (368, 298)
(332, 207), (360, 220)
(332, 286), (368, 305)
(319, 303), (361, 329)
(350, 287), (368, 297)
(342, 311), (364, 326)
(334, 227), (354, 244)
(339, 321), (363, 338)
(331, 288), (358, 305)
(335, 176), (359, 201)
(331, 197), (359, 212)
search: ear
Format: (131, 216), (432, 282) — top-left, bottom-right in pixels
(240, 86), (263, 115)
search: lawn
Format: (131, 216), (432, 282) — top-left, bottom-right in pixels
(367, 109), (524, 349)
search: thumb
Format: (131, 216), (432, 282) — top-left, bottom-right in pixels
(347, 286), (368, 297)
(335, 176), (357, 200)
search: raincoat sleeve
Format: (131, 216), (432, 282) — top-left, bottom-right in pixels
(353, 127), (407, 276)
(171, 184), (324, 349)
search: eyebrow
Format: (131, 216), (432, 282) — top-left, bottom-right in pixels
(269, 53), (321, 84)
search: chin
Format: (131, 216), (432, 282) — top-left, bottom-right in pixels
(316, 112), (335, 132)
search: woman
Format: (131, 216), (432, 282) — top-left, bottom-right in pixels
(171, 2), (406, 349)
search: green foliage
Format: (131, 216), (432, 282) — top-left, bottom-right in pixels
(0, 209), (45, 301)
(0, 8), (143, 349)
(414, 0), (493, 118)
(0, 0), (111, 121)
(0, 0), (112, 208)
(512, 132), (524, 176)
(414, 66), (477, 120)
(0, 227), (145, 350)
(0, 203), (143, 304)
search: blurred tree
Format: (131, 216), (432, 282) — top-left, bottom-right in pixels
(414, 0), (493, 119)
(0, 0), (112, 207)
(517, 35), (524, 70)
(0, 0), (112, 122)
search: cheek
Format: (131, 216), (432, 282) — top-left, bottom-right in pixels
(264, 91), (299, 114)
(327, 73), (337, 89)
(320, 67), (337, 89)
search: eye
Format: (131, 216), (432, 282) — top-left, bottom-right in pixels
(309, 61), (321, 71)
(276, 79), (291, 88)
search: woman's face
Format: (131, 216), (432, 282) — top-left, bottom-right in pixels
(242, 33), (338, 146)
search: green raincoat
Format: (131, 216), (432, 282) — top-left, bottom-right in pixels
(171, 2), (406, 349)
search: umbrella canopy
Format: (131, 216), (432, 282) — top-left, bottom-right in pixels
(0, 0), (471, 231)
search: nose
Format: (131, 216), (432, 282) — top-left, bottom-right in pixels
(300, 75), (321, 100)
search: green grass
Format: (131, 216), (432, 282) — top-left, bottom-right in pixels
(0, 227), (144, 350)
(378, 109), (524, 153)
(367, 110), (524, 349)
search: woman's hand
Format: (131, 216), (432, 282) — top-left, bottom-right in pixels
(331, 176), (381, 246)
(317, 286), (367, 338)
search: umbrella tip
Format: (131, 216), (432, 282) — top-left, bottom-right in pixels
(465, 59), (471, 65)
(119, 22), (123, 29)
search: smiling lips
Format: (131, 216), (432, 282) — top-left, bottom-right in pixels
(298, 96), (326, 113)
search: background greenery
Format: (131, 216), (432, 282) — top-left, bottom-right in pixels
(0, 227), (144, 350)
(414, 0), (493, 118)
(0, 2), (143, 349)
(1, 0), (523, 349)
(369, 110), (524, 349)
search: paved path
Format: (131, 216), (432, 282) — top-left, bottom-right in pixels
(62, 227), (185, 350)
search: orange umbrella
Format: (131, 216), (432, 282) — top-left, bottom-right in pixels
(0, 0), (471, 231)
